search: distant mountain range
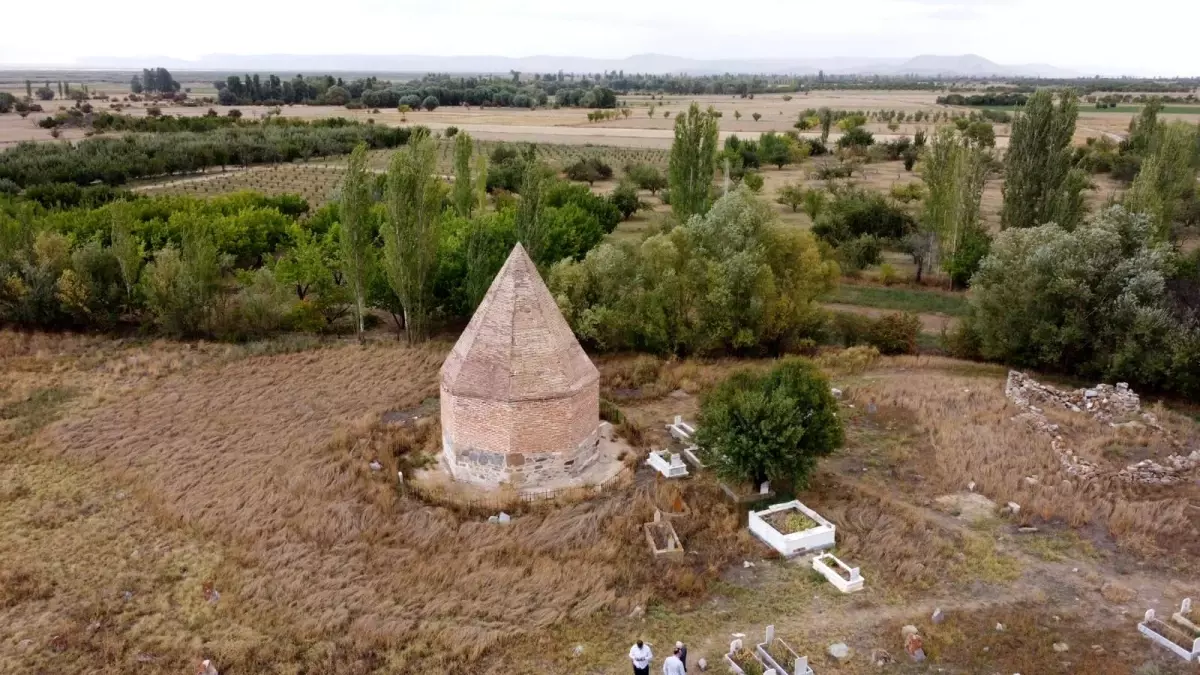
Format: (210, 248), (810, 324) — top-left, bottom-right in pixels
(71, 53), (1085, 78)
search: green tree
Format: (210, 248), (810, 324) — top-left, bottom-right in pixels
(626, 163), (667, 194)
(920, 126), (990, 287)
(141, 221), (223, 337)
(1001, 89), (1085, 230)
(959, 206), (1198, 396)
(421, 95), (439, 111)
(109, 203), (145, 310)
(338, 143), (374, 337)
(451, 131), (477, 218)
(1125, 121), (1199, 240)
(801, 188), (828, 222)
(515, 153), (547, 262)
(609, 180), (640, 220)
(1127, 98), (1162, 156)
(742, 171), (764, 193)
(382, 134), (445, 343)
(696, 358), (844, 488)
(775, 182), (806, 212)
(759, 131), (792, 169)
(668, 103), (720, 221)
(818, 107), (834, 143)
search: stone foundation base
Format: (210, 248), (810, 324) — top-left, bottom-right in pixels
(443, 426), (601, 489)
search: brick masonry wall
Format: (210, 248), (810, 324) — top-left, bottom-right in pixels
(440, 382), (600, 488)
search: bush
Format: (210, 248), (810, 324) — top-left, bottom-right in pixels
(696, 358), (844, 488)
(742, 171), (764, 193)
(838, 235), (882, 271)
(444, 126), (459, 138)
(564, 157), (613, 185)
(831, 311), (919, 355)
(812, 188), (916, 246)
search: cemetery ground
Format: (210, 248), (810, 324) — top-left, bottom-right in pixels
(1, 331), (1197, 673)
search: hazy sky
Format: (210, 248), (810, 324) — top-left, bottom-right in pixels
(3, 0), (1197, 75)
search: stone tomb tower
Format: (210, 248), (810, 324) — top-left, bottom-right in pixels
(440, 243), (601, 488)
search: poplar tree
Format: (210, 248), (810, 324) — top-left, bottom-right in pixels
(920, 126), (989, 285)
(1001, 89), (1085, 230)
(668, 102), (719, 221)
(382, 134), (444, 344)
(451, 132), (476, 218)
(1125, 121), (1200, 240)
(338, 143), (374, 337)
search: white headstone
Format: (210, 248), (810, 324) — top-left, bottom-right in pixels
(730, 639), (742, 655)
(765, 624), (775, 644)
(759, 481), (771, 495)
(498, 512), (511, 523)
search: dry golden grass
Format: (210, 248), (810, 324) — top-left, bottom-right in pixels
(4, 332), (1198, 674)
(842, 357), (1199, 561)
(0, 334), (756, 673)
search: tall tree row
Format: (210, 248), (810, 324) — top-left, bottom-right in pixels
(669, 103), (719, 222)
(382, 133), (444, 344)
(1001, 90), (1086, 231)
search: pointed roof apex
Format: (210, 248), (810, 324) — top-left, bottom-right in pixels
(441, 242), (598, 401)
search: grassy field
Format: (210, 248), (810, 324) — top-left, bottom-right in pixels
(823, 284), (971, 317)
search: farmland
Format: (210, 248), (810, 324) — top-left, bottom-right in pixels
(2, 62), (1199, 675)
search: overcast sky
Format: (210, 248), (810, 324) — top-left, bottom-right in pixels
(3, 0), (1197, 75)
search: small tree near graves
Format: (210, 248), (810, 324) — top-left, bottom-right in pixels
(697, 358), (843, 489)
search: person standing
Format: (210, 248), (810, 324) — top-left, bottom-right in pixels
(629, 639), (653, 675)
(675, 641), (688, 671)
(662, 647), (685, 675)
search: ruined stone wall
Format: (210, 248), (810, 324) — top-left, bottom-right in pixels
(1005, 371), (1200, 485)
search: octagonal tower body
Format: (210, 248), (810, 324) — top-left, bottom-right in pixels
(440, 244), (600, 488)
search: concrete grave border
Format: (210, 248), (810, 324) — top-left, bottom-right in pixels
(812, 552), (865, 593)
(756, 625), (815, 675)
(647, 449), (689, 478)
(643, 509), (684, 556)
(724, 637), (777, 675)
(1138, 608), (1200, 662)
(749, 500), (836, 557)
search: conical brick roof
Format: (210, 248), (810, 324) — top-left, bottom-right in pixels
(441, 243), (599, 401)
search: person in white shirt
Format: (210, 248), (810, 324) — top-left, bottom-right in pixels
(629, 639), (652, 675)
(662, 647), (685, 675)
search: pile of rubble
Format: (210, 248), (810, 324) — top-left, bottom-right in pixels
(1004, 371), (1199, 485)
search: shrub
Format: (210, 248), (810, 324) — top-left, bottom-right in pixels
(878, 262), (898, 286)
(812, 189), (916, 246)
(564, 157), (613, 185)
(742, 171), (764, 193)
(444, 126), (459, 138)
(696, 358), (844, 488)
(838, 235), (882, 271)
(831, 311), (919, 355)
